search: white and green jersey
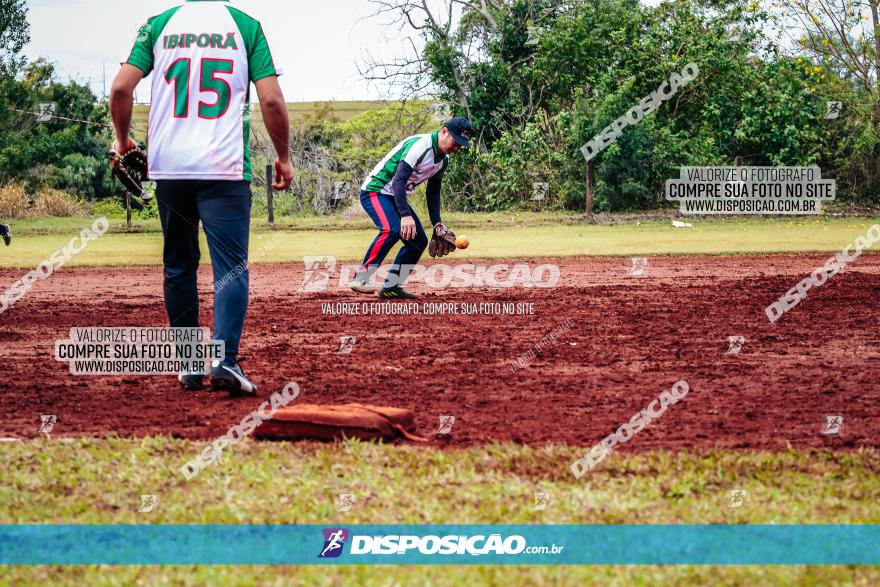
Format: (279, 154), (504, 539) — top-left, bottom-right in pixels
(126, 0), (278, 181)
(361, 132), (448, 197)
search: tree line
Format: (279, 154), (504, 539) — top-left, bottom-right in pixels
(2, 0), (879, 213)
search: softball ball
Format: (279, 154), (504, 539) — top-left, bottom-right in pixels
(456, 235), (470, 250)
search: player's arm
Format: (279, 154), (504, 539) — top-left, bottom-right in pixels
(390, 161), (417, 240)
(109, 64), (144, 154)
(255, 76), (292, 190)
(426, 175), (442, 227)
(426, 163), (457, 258)
(111, 16), (154, 154)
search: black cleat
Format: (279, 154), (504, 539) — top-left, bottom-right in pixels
(0, 224), (10, 246)
(378, 286), (417, 300)
(178, 372), (205, 391)
(210, 360), (257, 397)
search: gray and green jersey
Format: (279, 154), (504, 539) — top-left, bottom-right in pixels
(361, 132), (448, 198)
(126, 0), (278, 181)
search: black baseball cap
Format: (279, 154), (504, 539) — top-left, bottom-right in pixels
(444, 117), (476, 148)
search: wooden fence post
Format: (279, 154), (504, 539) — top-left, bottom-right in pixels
(266, 163), (275, 227)
(585, 159), (594, 222)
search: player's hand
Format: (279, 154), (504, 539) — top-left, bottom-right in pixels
(112, 137), (138, 156)
(400, 216), (417, 241)
(273, 159), (293, 191)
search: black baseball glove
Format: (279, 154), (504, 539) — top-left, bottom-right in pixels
(108, 144), (149, 199)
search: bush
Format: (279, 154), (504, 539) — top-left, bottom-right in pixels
(32, 188), (87, 217)
(48, 153), (117, 200)
(90, 196), (160, 220)
(135, 197), (158, 220)
(0, 183), (30, 218)
(337, 103), (438, 165)
(90, 198), (126, 218)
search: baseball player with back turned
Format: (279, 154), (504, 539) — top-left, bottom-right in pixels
(351, 117), (475, 299)
(109, 0), (292, 395)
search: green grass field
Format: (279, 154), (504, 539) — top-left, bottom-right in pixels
(2, 214), (878, 584)
(1, 439), (878, 584)
(2, 213), (877, 269)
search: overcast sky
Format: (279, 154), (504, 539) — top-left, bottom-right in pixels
(23, 0), (421, 102)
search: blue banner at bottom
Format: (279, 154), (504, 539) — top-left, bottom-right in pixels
(0, 525), (877, 565)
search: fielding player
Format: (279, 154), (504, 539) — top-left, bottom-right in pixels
(0, 224), (10, 246)
(351, 117), (475, 299)
(109, 0), (292, 394)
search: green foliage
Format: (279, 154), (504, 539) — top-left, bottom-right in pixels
(46, 153), (116, 200)
(337, 102), (437, 165)
(0, 59), (116, 200)
(413, 0), (879, 210)
(89, 198), (127, 219)
(0, 0), (29, 77)
(9, 0), (880, 216)
(89, 195), (157, 220)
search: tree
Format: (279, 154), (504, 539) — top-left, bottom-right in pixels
(775, 0), (880, 129)
(772, 0), (880, 194)
(364, 0), (864, 210)
(361, 0), (515, 137)
(22, 57), (55, 88)
(0, 0), (29, 78)
(0, 59), (116, 199)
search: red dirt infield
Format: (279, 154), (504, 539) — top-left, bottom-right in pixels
(0, 254), (877, 451)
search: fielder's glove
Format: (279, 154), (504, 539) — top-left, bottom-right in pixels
(428, 222), (457, 258)
(107, 144), (150, 200)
